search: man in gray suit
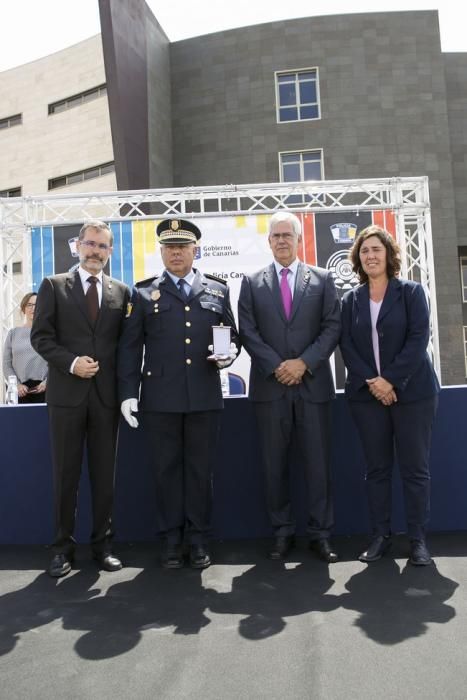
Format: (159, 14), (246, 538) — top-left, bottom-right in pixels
(238, 212), (341, 561)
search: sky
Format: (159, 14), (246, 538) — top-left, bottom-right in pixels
(0, 0), (466, 71)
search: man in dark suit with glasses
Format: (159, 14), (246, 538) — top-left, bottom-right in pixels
(32, 220), (129, 577)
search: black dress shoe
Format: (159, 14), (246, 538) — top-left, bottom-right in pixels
(93, 552), (123, 572)
(268, 535), (295, 560)
(161, 543), (184, 569)
(190, 544), (211, 569)
(309, 538), (339, 563)
(359, 535), (391, 563)
(48, 553), (73, 578)
(410, 539), (432, 566)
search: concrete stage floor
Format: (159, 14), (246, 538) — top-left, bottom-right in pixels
(1, 533), (466, 700)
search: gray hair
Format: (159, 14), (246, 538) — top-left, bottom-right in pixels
(268, 212), (302, 237)
(79, 220), (113, 245)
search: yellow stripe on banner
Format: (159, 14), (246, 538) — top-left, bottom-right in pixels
(256, 214), (269, 235)
(235, 216), (246, 228)
(133, 220), (157, 281)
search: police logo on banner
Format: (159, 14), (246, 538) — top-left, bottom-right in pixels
(326, 250), (359, 291)
(326, 221), (358, 292)
(330, 222), (357, 244)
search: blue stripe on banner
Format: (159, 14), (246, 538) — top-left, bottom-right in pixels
(31, 227), (43, 291)
(109, 222), (123, 281)
(31, 226), (54, 290)
(42, 227), (54, 278)
(121, 221), (133, 287)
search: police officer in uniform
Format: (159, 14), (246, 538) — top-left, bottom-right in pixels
(118, 218), (239, 569)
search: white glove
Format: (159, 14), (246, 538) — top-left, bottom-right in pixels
(209, 342), (238, 369)
(121, 398), (139, 428)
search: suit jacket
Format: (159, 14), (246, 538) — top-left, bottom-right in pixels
(238, 262), (341, 402)
(340, 277), (440, 403)
(117, 269), (240, 413)
(31, 271), (130, 408)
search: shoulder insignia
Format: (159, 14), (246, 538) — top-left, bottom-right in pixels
(135, 275), (159, 288)
(204, 273), (227, 286)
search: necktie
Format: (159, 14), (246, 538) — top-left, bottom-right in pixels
(280, 268), (292, 319)
(178, 279), (190, 301)
(86, 276), (99, 323)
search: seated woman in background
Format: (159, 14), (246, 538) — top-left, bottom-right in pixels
(3, 292), (47, 403)
(340, 226), (439, 567)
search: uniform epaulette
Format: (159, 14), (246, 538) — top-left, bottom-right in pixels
(204, 273), (227, 285)
(135, 275), (159, 287)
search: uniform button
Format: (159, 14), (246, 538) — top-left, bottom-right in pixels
(147, 371), (152, 376)
(185, 338), (191, 344)
(186, 359), (192, 365)
(186, 321), (191, 327)
(185, 306), (190, 311)
(154, 309), (159, 313)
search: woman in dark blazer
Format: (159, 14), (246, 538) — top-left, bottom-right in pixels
(340, 225), (439, 566)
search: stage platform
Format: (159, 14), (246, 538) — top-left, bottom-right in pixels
(1, 388), (466, 545)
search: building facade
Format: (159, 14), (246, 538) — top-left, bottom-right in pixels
(1, 0), (466, 382)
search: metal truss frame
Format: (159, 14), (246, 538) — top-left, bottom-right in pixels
(0, 176), (440, 377)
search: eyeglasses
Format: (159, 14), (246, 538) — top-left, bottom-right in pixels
(80, 240), (111, 251)
(270, 233), (296, 241)
(25, 303), (36, 308)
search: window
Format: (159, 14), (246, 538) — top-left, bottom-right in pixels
(0, 113), (22, 129)
(460, 257), (467, 303)
(275, 69), (320, 123)
(279, 150), (323, 182)
(0, 187), (21, 197)
(48, 84), (107, 115)
(48, 162), (115, 190)
(279, 150), (323, 206)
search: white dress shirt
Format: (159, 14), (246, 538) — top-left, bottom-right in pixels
(78, 266), (104, 305)
(70, 267), (104, 374)
(273, 258), (299, 298)
(165, 268), (196, 292)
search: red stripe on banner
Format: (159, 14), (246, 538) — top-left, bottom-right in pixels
(373, 210), (385, 228)
(302, 213), (316, 265)
(385, 210), (396, 238)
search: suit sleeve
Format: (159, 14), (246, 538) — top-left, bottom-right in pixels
(30, 278), (77, 373)
(2, 329), (15, 383)
(380, 283), (431, 390)
(117, 286), (145, 402)
(238, 275), (283, 377)
(299, 272), (341, 372)
(340, 291), (377, 387)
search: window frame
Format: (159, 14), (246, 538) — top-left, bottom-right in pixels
(0, 187), (22, 198)
(48, 84), (107, 115)
(48, 162), (115, 191)
(278, 148), (324, 184)
(274, 68), (321, 124)
(0, 113), (22, 130)
(277, 149), (324, 207)
(460, 257), (467, 303)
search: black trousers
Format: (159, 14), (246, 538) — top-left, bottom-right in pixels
(350, 396), (438, 540)
(48, 381), (120, 555)
(142, 410), (221, 545)
(254, 392), (334, 539)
